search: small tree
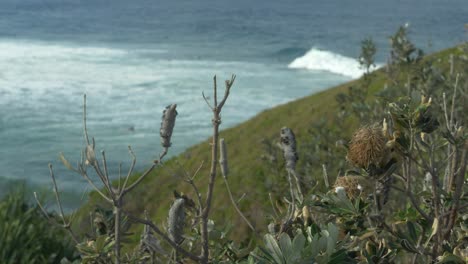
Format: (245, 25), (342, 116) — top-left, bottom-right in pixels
(359, 37), (377, 75)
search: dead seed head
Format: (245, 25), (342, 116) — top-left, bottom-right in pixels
(167, 198), (185, 245)
(347, 125), (386, 170)
(85, 145), (96, 165)
(334, 176), (362, 198)
(160, 104), (178, 148)
(280, 127), (298, 171)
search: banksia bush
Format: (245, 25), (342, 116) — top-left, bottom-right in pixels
(347, 125), (387, 171)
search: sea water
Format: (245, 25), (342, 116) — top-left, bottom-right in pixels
(0, 0), (466, 206)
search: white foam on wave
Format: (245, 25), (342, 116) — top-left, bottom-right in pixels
(288, 48), (379, 79)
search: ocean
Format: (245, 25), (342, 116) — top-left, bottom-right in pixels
(0, 0), (466, 206)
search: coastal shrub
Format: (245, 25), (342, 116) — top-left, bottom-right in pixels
(0, 188), (76, 263)
(33, 26), (467, 263)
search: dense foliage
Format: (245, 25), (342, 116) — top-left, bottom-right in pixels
(0, 188), (76, 263)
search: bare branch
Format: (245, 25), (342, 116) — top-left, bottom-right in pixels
(122, 163), (157, 196)
(121, 146), (137, 194)
(181, 161), (204, 212)
(217, 75), (236, 110)
(49, 164), (66, 224)
(222, 176), (258, 236)
(83, 94), (90, 146)
(33, 192), (50, 221)
(101, 150), (112, 192)
(449, 74), (459, 128)
(202, 91), (213, 110)
(80, 169), (112, 203)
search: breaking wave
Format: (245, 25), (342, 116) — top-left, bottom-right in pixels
(288, 48), (379, 79)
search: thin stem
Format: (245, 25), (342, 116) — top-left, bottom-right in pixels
(444, 145), (467, 238)
(213, 75), (218, 109)
(269, 193), (280, 219)
(290, 169), (303, 202)
(83, 94), (90, 145)
(93, 159), (113, 199)
(449, 74), (459, 128)
(80, 169), (112, 203)
(118, 162), (122, 193)
(200, 75), (235, 263)
(122, 163), (157, 196)
(182, 161), (205, 212)
(202, 92), (214, 110)
(49, 164), (66, 224)
(223, 176), (258, 236)
(286, 170), (296, 220)
(322, 164), (330, 189)
(114, 199), (122, 264)
(101, 151), (112, 192)
(121, 146), (137, 195)
(33, 192), (50, 221)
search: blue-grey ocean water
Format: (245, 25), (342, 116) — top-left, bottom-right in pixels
(0, 0), (466, 206)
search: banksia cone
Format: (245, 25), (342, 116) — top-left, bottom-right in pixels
(333, 176), (362, 198)
(280, 127), (298, 171)
(347, 126), (386, 171)
(167, 198), (185, 245)
(160, 104), (178, 148)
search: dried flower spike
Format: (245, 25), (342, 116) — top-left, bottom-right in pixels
(160, 104), (178, 148)
(167, 198), (185, 245)
(280, 127), (298, 171)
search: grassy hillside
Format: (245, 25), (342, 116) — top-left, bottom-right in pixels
(75, 44), (463, 247)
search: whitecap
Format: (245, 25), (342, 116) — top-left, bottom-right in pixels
(288, 48), (380, 79)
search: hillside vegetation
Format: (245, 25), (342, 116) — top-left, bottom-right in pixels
(19, 27), (467, 263)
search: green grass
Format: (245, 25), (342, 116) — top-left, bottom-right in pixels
(73, 45), (463, 246)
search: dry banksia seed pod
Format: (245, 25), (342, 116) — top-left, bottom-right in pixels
(334, 176), (362, 198)
(280, 127), (298, 171)
(347, 126), (386, 171)
(160, 104), (178, 148)
(167, 198), (185, 245)
(85, 144), (96, 165)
